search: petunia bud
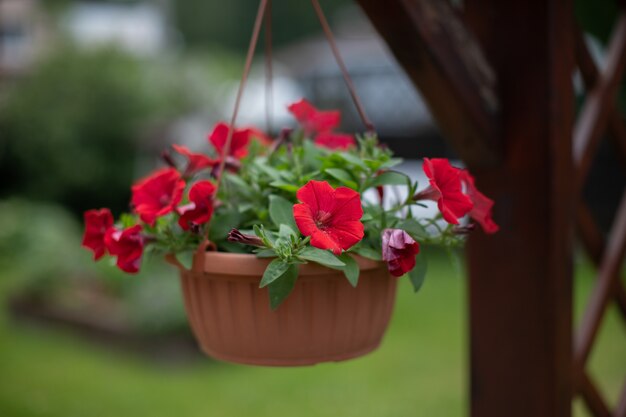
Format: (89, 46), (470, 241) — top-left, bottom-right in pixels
(382, 229), (420, 277)
(227, 229), (265, 247)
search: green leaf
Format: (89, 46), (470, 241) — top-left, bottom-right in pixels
(223, 173), (255, 198)
(255, 248), (277, 258)
(407, 253), (427, 293)
(369, 171), (410, 188)
(254, 224), (275, 247)
(254, 160), (283, 181)
(298, 246), (345, 267)
(268, 263), (299, 310)
(337, 152), (367, 169)
(379, 158), (403, 170)
(353, 245), (382, 261)
(338, 253), (359, 287)
(260, 259), (291, 288)
(324, 168), (358, 189)
(361, 213), (374, 222)
(120, 213), (137, 228)
(175, 251), (193, 270)
(397, 218), (428, 240)
(269, 195), (298, 231)
(270, 181), (299, 193)
(209, 211), (240, 241)
(278, 224), (297, 240)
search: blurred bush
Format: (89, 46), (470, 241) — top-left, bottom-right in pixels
(0, 45), (190, 217)
(0, 199), (188, 335)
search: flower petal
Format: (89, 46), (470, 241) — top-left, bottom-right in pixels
(461, 170), (499, 234)
(422, 158), (473, 224)
(328, 186), (363, 223)
(295, 180), (336, 214)
(314, 132), (355, 150)
(131, 168), (185, 226)
(287, 98), (341, 134)
(82, 208), (113, 260)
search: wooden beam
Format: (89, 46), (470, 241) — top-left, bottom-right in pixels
(462, 1), (574, 417)
(578, 371), (612, 417)
(574, 16), (626, 185)
(575, 192), (626, 367)
(355, 0), (500, 168)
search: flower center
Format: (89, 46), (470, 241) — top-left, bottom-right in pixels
(159, 194), (171, 206)
(315, 210), (332, 228)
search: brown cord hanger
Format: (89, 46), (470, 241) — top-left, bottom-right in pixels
(205, 0), (374, 246)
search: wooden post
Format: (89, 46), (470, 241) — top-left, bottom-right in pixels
(463, 1), (575, 416)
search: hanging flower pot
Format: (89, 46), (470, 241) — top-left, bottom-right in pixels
(81, 0), (499, 366)
(174, 251), (396, 366)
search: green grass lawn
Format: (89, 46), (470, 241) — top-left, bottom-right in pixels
(0, 252), (623, 417)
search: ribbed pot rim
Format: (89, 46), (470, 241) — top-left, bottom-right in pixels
(191, 251), (384, 277)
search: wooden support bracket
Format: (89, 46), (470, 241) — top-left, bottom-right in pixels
(356, 0), (500, 169)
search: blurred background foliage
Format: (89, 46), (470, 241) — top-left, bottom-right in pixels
(0, 45), (190, 216)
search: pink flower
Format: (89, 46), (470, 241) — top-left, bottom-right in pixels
(82, 208), (114, 260)
(293, 180), (364, 255)
(131, 168), (186, 226)
(104, 225), (144, 273)
(382, 229), (420, 277)
(414, 158), (473, 224)
(177, 181), (216, 231)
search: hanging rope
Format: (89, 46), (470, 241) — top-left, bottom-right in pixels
(310, 0), (375, 132)
(264, 0), (274, 134)
(213, 0), (268, 193)
(201, 0), (268, 249)
(204, 0), (373, 249)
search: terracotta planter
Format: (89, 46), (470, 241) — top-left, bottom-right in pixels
(177, 251), (397, 366)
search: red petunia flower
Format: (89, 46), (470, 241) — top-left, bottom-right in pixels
(209, 122), (258, 160)
(287, 99), (341, 135)
(314, 132), (356, 150)
(82, 208), (114, 260)
(382, 229), (421, 277)
(414, 158), (473, 225)
(293, 180), (364, 255)
(172, 144), (218, 177)
(460, 170), (499, 234)
(177, 180), (217, 231)
(246, 127), (273, 147)
(131, 168), (186, 226)
(104, 225), (145, 273)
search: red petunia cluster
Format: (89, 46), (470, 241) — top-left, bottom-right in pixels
(82, 209), (145, 274)
(288, 99), (356, 150)
(414, 158), (498, 233)
(83, 119), (270, 273)
(83, 174), (218, 273)
(293, 180), (364, 255)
